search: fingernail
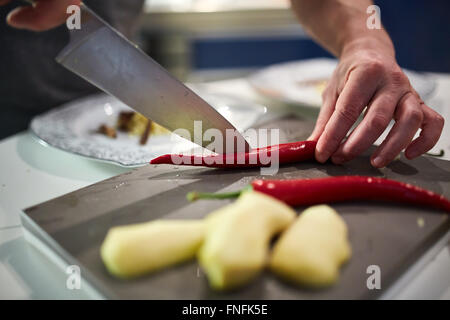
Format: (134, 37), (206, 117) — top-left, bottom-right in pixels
(307, 132), (318, 142)
(315, 149), (329, 163)
(314, 141), (328, 163)
(6, 11), (15, 25)
(316, 154), (329, 163)
(372, 156), (384, 168)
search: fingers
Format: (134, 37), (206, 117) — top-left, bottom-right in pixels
(405, 104), (445, 159)
(315, 67), (380, 163)
(309, 57), (444, 167)
(7, 0), (80, 31)
(370, 92), (423, 167)
(331, 89), (398, 164)
(308, 84), (337, 141)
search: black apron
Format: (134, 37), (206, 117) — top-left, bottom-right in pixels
(0, 0), (144, 139)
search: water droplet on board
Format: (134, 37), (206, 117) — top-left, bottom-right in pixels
(114, 182), (127, 189)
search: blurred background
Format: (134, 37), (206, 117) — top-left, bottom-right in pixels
(1, 0), (449, 139)
(140, 0), (450, 81)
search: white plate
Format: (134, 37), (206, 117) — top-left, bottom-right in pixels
(30, 91), (267, 167)
(249, 58), (437, 108)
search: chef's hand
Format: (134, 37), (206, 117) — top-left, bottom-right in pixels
(308, 38), (445, 168)
(290, 0), (445, 168)
(1, 0), (80, 31)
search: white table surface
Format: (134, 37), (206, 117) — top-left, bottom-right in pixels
(0, 74), (449, 299)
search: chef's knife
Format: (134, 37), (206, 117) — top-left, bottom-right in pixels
(56, 3), (249, 153)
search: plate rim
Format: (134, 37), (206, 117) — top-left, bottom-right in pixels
(29, 92), (267, 167)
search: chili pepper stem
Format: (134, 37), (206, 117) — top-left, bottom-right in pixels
(187, 185), (253, 202)
(425, 149), (445, 157)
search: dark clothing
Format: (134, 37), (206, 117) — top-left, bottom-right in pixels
(0, 0), (144, 139)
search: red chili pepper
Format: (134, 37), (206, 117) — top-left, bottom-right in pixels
(150, 140), (316, 168)
(187, 176), (450, 213)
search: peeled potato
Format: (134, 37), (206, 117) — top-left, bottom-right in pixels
(101, 220), (204, 278)
(198, 191), (296, 290)
(269, 205), (351, 287)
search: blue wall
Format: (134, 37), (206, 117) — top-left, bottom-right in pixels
(192, 0), (450, 72)
(192, 37), (331, 70)
(375, 0), (450, 72)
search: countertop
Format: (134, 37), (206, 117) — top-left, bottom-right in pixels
(1, 74), (449, 299)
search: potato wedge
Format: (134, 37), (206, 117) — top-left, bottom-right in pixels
(198, 191), (296, 290)
(101, 220), (204, 278)
(270, 205), (351, 287)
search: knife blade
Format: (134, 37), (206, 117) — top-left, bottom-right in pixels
(56, 3), (249, 153)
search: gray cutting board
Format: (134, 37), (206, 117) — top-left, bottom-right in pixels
(24, 116), (450, 299)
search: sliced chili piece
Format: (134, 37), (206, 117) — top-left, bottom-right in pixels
(150, 140), (316, 168)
